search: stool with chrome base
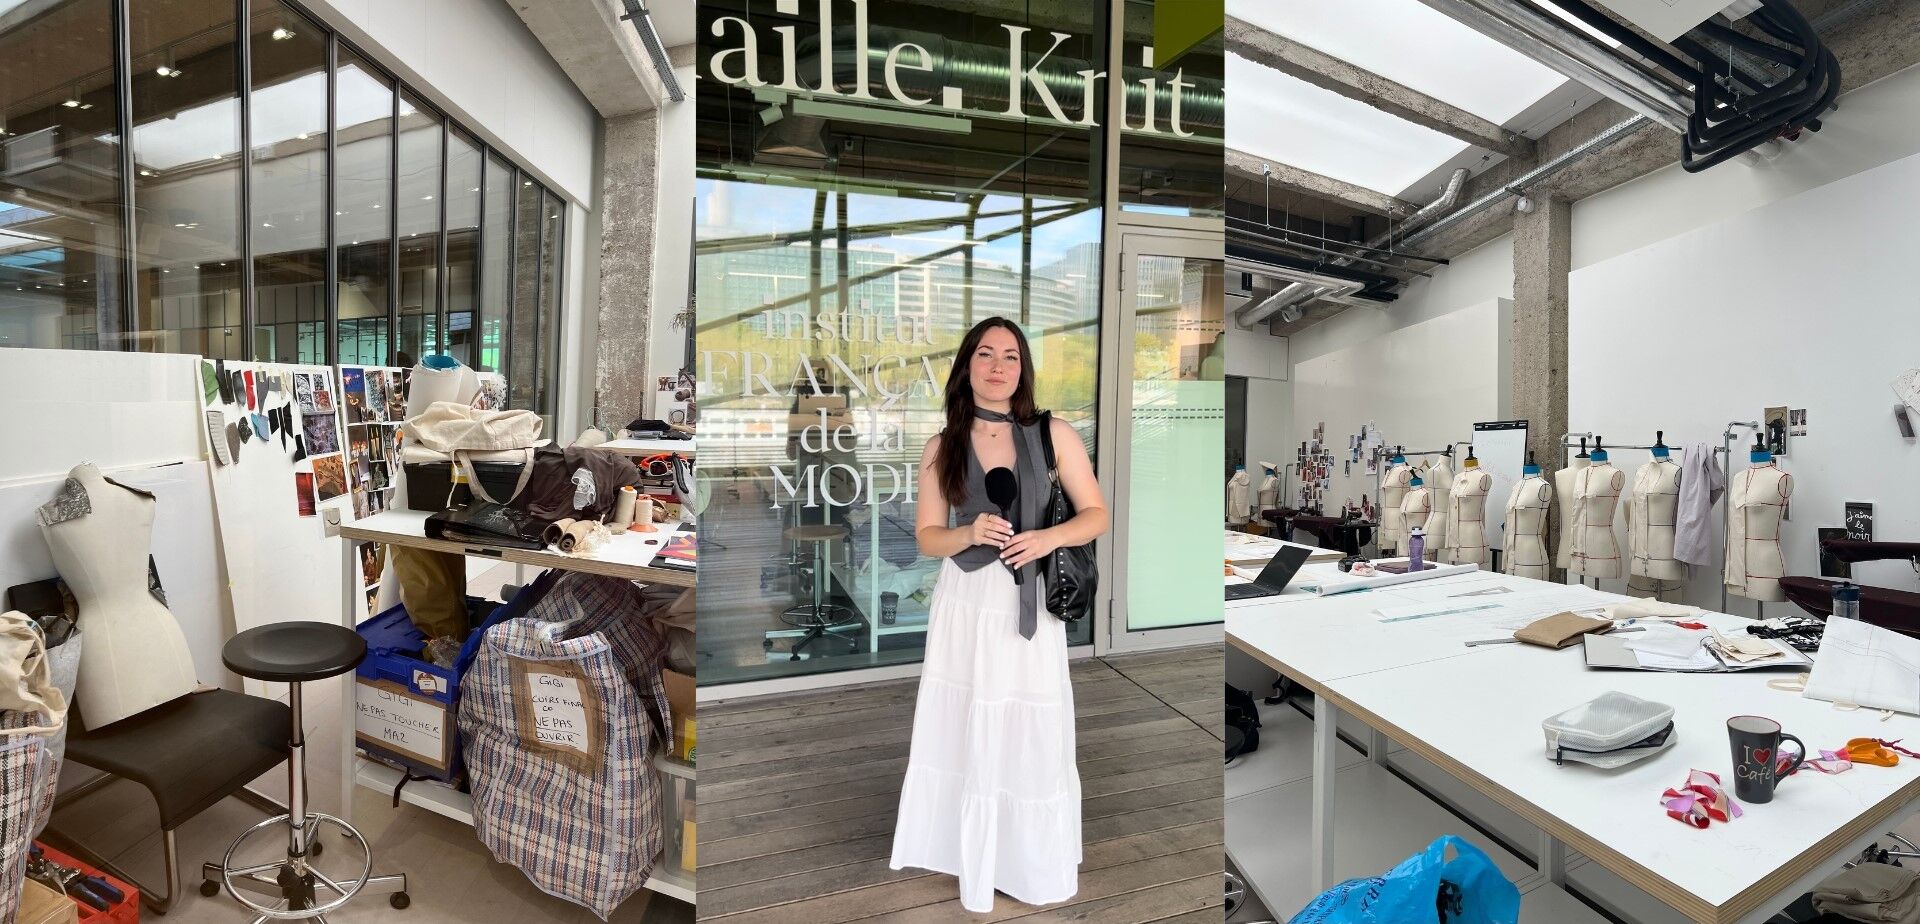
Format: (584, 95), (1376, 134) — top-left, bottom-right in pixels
(198, 622), (408, 921)
(763, 523), (863, 660)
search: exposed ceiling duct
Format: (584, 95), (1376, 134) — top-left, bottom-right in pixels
(1231, 166), (1468, 328)
(1415, 0), (1840, 172)
(1226, 257), (1369, 329)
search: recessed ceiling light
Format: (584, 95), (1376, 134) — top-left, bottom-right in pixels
(262, 222), (273, 228)
(155, 65), (180, 78)
(271, 27), (294, 40)
(140, 169), (154, 176)
(421, 195), (433, 201)
(61, 99), (80, 108)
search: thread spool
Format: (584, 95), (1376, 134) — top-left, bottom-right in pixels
(630, 496), (656, 532)
(613, 485), (637, 530)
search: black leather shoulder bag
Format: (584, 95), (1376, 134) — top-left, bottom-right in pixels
(1037, 412), (1096, 622)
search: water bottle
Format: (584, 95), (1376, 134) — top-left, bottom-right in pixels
(1408, 527), (1426, 572)
(1831, 581), (1861, 621)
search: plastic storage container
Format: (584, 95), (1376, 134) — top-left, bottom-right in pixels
(1541, 691), (1676, 768)
(353, 596), (496, 782)
(401, 459), (527, 512)
(31, 841), (138, 924)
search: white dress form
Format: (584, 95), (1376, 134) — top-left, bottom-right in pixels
(1400, 485), (1433, 558)
(1569, 462), (1626, 580)
(1627, 458), (1686, 597)
(1503, 476), (1553, 579)
(1553, 457), (1589, 571)
(1420, 461), (1451, 553)
(38, 463), (199, 728)
(1725, 462), (1793, 602)
(1380, 464), (1413, 553)
(1226, 470), (1251, 526)
(1444, 468), (1492, 568)
(1257, 468), (1279, 513)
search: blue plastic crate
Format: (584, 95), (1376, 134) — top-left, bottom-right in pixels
(354, 600), (481, 782)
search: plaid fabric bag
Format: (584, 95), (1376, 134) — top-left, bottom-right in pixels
(458, 574), (669, 920)
(0, 724), (50, 924)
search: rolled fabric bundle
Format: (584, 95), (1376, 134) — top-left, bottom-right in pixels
(542, 517), (579, 550)
(558, 518), (597, 553)
(612, 486), (637, 530)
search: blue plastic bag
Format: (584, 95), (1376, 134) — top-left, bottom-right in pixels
(1288, 835), (1521, 924)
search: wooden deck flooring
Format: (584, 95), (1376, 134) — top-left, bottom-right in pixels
(696, 646), (1224, 922)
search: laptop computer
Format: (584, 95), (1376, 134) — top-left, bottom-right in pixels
(1224, 545), (1313, 601)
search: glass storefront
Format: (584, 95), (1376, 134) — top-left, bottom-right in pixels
(696, 0), (1222, 685)
(695, 0), (1113, 684)
(0, 0), (564, 416)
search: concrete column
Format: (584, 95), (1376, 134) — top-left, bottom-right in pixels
(1511, 195), (1570, 575)
(593, 110), (660, 429)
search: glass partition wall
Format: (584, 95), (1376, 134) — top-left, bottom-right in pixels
(0, 0), (563, 414)
(695, 0), (1115, 684)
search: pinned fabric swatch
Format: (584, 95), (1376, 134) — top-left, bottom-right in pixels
(230, 370), (246, 406)
(216, 360), (235, 404)
(201, 361), (220, 405)
(244, 370), (257, 410)
(292, 435), (306, 463)
(227, 423), (242, 462)
(237, 415), (253, 444)
(207, 410), (231, 465)
(1661, 769), (1742, 828)
(252, 413), (271, 442)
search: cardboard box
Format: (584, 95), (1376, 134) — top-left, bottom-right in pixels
(662, 668), (696, 762)
(19, 879), (79, 924)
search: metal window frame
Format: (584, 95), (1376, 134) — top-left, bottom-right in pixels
(77, 0), (567, 408)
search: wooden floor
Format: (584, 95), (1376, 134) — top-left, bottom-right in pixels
(695, 645), (1224, 922)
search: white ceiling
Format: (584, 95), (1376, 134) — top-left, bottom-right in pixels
(1227, 0), (1608, 202)
(647, 0), (695, 49)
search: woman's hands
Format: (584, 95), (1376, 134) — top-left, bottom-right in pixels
(968, 513), (1014, 549)
(1001, 527), (1062, 570)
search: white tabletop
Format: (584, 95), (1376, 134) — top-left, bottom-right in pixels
(1228, 571), (1920, 924)
(1224, 530), (1330, 563)
(340, 509), (694, 587)
(600, 437), (695, 456)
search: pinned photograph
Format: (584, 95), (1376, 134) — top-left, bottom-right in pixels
(312, 453), (348, 501)
(386, 371), (407, 420)
(364, 371), (391, 423)
(342, 367), (368, 423)
(294, 472), (314, 517)
(303, 410), (340, 455)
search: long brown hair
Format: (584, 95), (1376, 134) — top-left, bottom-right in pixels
(936, 317), (1039, 505)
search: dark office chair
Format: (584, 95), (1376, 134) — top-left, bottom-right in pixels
(200, 621), (407, 921)
(47, 687), (293, 913)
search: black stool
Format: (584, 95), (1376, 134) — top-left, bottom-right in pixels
(199, 622), (408, 921)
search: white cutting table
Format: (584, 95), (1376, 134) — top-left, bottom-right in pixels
(1228, 568), (1920, 924)
(599, 437), (695, 458)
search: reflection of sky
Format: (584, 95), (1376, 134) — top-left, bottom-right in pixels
(697, 178), (1099, 269)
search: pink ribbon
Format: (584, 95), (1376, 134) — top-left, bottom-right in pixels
(1661, 769), (1743, 828)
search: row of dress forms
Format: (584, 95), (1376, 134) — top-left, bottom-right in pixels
(1530, 440), (1789, 602)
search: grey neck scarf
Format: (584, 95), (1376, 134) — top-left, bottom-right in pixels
(972, 408), (1049, 639)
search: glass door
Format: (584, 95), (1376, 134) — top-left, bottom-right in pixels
(1099, 231), (1225, 652)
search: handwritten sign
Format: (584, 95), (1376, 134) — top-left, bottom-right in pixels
(509, 657), (604, 775)
(355, 679), (448, 772)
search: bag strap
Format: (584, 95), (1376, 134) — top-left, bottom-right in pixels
(1037, 411), (1059, 481)
(456, 447), (536, 505)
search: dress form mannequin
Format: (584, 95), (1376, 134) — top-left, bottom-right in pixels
(1257, 462), (1279, 514)
(1380, 448), (1412, 554)
(1421, 458), (1451, 553)
(1445, 451), (1492, 568)
(1400, 473), (1433, 559)
(1554, 438), (1592, 571)
(1504, 452), (1553, 579)
(1627, 432), (1686, 597)
(1569, 438), (1626, 581)
(1725, 436), (1793, 603)
(1227, 465), (1251, 526)
(37, 462), (199, 728)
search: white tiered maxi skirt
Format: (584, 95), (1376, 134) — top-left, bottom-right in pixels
(889, 558), (1081, 912)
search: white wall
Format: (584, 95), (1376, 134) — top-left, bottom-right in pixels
(650, 61), (698, 384)
(1226, 326), (1292, 482)
(1569, 95), (1920, 608)
(1281, 233), (1515, 511)
(1575, 63), (1920, 273)
(302, 0), (598, 205)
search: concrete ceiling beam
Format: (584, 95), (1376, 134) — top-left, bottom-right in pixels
(511, 0), (661, 118)
(1226, 14), (1534, 160)
(1227, 147), (1417, 219)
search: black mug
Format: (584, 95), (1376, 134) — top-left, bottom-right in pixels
(1728, 715), (1807, 804)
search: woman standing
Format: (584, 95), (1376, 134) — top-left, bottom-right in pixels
(888, 317), (1109, 912)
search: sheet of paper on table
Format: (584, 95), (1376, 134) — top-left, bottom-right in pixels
(1806, 616), (1920, 713)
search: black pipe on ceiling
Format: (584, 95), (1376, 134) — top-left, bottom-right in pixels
(1536, 0), (1840, 173)
(1227, 242), (1402, 303)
